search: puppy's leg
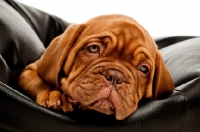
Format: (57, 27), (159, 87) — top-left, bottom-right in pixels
(18, 62), (73, 112)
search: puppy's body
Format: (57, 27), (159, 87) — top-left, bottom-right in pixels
(18, 14), (174, 120)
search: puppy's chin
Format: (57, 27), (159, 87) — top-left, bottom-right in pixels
(68, 96), (137, 120)
(68, 96), (115, 114)
(81, 98), (115, 115)
(85, 101), (137, 120)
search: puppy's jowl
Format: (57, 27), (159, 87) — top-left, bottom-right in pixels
(18, 14), (174, 120)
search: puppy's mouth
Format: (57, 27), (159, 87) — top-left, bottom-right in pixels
(68, 96), (115, 115)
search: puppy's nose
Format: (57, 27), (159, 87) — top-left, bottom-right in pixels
(105, 69), (124, 86)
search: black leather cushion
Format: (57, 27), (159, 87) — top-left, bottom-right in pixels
(160, 37), (200, 132)
(0, 0), (43, 87)
(0, 0), (200, 132)
(0, 0), (70, 88)
(160, 37), (200, 87)
(155, 36), (197, 49)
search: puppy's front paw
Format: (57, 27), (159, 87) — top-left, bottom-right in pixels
(36, 90), (73, 112)
(46, 90), (62, 109)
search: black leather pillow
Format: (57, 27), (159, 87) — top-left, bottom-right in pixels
(160, 37), (200, 87)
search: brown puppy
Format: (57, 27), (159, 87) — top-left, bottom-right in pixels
(18, 14), (174, 120)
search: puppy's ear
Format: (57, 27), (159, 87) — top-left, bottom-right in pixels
(37, 24), (85, 88)
(152, 51), (174, 99)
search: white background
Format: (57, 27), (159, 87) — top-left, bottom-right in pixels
(16, 0), (200, 37)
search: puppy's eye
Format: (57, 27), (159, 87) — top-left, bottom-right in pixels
(139, 65), (149, 74)
(87, 45), (100, 53)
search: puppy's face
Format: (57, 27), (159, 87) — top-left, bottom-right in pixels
(61, 37), (153, 120)
(37, 15), (174, 120)
(59, 17), (157, 120)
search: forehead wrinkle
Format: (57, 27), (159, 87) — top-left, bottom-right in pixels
(116, 28), (133, 57)
(115, 23), (148, 59)
(131, 46), (153, 66)
(102, 24), (147, 58)
(101, 31), (118, 55)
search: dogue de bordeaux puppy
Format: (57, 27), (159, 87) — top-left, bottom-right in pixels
(18, 14), (174, 120)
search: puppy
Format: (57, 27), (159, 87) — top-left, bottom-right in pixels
(18, 14), (174, 120)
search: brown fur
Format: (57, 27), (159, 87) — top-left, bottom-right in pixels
(18, 14), (174, 120)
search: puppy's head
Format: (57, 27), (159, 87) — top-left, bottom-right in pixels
(37, 15), (174, 120)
